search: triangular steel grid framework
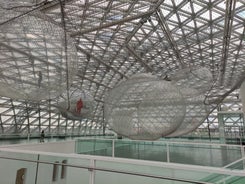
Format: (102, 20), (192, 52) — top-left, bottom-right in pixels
(0, 0), (244, 138)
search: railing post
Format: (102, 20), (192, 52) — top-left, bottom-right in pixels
(27, 133), (30, 142)
(241, 146), (244, 158)
(89, 159), (95, 184)
(112, 139), (115, 157)
(241, 146), (245, 169)
(167, 142), (170, 163)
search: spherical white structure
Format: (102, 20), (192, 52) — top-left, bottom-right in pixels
(0, 8), (77, 101)
(167, 93), (210, 137)
(170, 67), (213, 97)
(168, 67), (213, 136)
(105, 73), (186, 140)
(56, 88), (95, 120)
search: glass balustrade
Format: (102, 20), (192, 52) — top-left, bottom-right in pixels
(75, 138), (244, 168)
(0, 138), (244, 184)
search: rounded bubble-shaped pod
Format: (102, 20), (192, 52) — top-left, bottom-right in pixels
(168, 67), (213, 136)
(0, 8), (77, 101)
(167, 93), (210, 137)
(56, 89), (95, 120)
(170, 67), (213, 97)
(105, 73), (186, 140)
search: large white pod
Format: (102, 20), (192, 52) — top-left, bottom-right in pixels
(170, 67), (213, 97)
(167, 94), (210, 137)
(0, 8), (77, 101)
(56, 89), (95, 120)
(168, 67), (213, 137)
(105, 73), (186, 140)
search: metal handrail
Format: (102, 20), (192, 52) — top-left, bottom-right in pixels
(1, 146), (245, 177)
(0, 154), (211, 184)
(223, 157), (245, 169)
(76, 137), (245, 148)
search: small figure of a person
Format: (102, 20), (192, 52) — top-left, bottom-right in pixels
(76, 98), (83, 114)
(40, 130), (45, 143)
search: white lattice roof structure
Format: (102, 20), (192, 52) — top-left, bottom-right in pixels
(0, 0), (244, 137)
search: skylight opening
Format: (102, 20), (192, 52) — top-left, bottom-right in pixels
(233, 27), (244, 36)
(174, 0), (183, 6)
(169, 13), (178, 23)
(237, 10), (245, 19)
(216, 1), (226, 10)
(192, 2), (204, 13)
(179, 14), (189, 22)
(211, 11), (222, 19)
(164, 0), (173, 6)
(199, 10), (210, 20)
(107, 14), (123, 21)
(186, 20), (195, 28)
(98, 32), (113, 42)
(195, 20), (205, 27)
(181, 2), (191, 12)
(160, 7), (171, 17)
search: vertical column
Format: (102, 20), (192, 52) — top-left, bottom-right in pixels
(240, 145), (245, 169)
(218, 112), (226, 144)
(240, 80), (245, 115)
(240, 81), (245, 142)
(61, 160), (67, 179)
(52, 161), (59, 182)
(166, 142), (170, 162)
(242, 113), (245, 141)
(112, 139), (115, 157)
(89, 159), (95, 184)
